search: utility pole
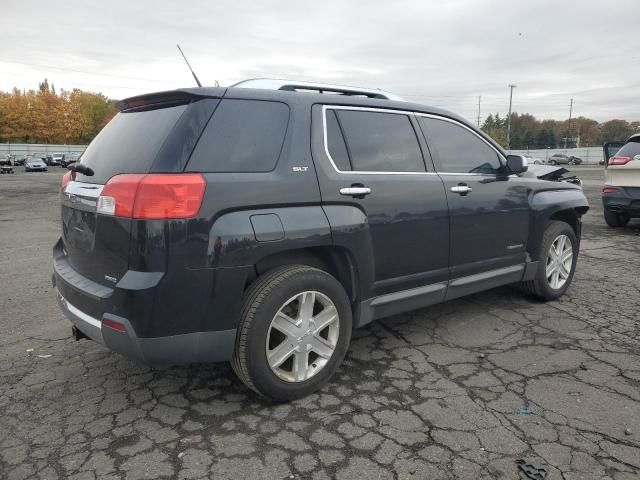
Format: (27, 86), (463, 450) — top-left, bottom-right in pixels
(506, 85), (516, 150)
(564, 98), (573, 150)
(477, 95), (482, 127)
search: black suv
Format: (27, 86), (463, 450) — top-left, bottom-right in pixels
(53, 79), (589, 400)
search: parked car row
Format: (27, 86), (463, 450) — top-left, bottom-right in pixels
(0, 152), (82, 169)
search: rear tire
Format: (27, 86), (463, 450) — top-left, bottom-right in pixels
(604, 209), (630, 228)
(232, 265), (352, 401)
(520, 221), (578, 301)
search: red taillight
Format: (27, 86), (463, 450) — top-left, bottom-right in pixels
(97, 174), (206, 219)
(61, 171), (72, 191)
(97, 174), (144, 217)
(102, 318), (126, 332)
(602, 186), (621, 194)
(608, 156), (631, 166)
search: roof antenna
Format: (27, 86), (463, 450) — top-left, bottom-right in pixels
(177, 44), (202, 87)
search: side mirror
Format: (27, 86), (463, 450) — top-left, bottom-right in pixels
(506, 154), (528, 174)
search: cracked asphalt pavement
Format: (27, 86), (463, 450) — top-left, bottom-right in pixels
(1, 167), (639, 479)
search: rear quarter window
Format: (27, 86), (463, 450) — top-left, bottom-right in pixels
(186, 99), (289, 173)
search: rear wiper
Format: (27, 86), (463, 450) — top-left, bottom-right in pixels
(67, 163), (94, 176)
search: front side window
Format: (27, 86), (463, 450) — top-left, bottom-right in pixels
(326, 109), (425, 172)
(419, 117), (502, 174)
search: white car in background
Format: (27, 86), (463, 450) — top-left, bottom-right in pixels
(524, 155), (545, 165)
(602, 134), (640, 227)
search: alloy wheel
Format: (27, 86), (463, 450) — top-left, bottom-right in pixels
(266, 291), (340, 383)
(546, 234), (573, 290)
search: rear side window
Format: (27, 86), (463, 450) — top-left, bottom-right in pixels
(328, 109), (425, 172)
(187, 99), (289, 173)
(419, 117), (502, 174)
(76, 104), (188, 184)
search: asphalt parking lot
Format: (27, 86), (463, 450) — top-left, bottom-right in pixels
(1, 167), (639, 480)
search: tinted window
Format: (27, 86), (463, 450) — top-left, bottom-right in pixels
(334, 110), (424, 172)
(188, 99), (289, 173)
(325, 110), (351, 171)
(76, 104), (188, 184)
(419, 117), (501, 174)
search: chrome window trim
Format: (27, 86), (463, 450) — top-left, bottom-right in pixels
(322, 105), (505, 177)
(322, 105), (435, 176)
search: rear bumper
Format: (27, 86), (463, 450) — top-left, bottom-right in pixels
(603, 188), (640, 217)
(52, 237), (240, 366)
(55, 290), (236, 366)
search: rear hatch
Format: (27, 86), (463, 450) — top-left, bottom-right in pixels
(60, 89), (222, 286)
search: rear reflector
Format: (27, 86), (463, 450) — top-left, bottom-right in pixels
(608, 156), (631, 166)
(97, 174), (206, 219)
(102, 318), (126, 332)
(602, 186), (621, 194)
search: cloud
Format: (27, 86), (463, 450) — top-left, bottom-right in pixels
(0, 0), (638, 122)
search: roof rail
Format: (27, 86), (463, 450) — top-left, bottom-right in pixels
(230, 78), (405, 101)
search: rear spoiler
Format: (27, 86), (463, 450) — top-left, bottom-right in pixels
(117, 87), (227, 112)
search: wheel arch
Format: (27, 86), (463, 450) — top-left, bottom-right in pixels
(252, 246), (359, 304)
(528, 188), (589, 259)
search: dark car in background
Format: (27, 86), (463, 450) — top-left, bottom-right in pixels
(60, 152), (80, 167)
(25, 156), (48, 172)
(13, 154), (27, 166)
(548, 153), (583, 165)
(53, 79), (589, 400)
(0, 155), (15, 174)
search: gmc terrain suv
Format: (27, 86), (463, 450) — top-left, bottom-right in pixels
(53, 79), (589, 400)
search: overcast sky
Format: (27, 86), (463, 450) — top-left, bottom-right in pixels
(1, 0), (638, 123)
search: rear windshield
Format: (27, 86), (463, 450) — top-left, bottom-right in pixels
(616, 141), (640, 159)
(75, 103), (188, 184)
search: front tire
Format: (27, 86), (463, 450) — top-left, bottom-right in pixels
(604, 209), (630, 228)
(521, 221), (578, 301)
(232, 265), (352, 401)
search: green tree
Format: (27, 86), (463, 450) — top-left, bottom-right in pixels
(535, 120), (558, 148)
(600, 120), (633, 143)
(481, 113), (507, 147)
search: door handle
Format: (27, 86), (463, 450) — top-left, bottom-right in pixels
(451, 184), (472, 195)
(340, 186), (371, 197)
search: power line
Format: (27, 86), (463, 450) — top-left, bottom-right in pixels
(0, 58), (176, 84)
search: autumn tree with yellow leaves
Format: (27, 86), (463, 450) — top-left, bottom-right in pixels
(0, 79), (117, 144)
